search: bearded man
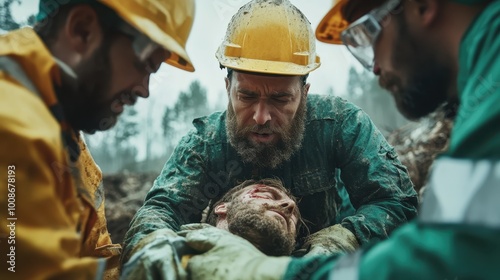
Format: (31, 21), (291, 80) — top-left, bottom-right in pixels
(182, 0), (500, 279)
(122, 0), (418, 269)
(0, 0), (195, 279)
(120, 178), (302, 279)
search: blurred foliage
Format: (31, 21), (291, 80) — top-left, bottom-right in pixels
(87, 107), (140, 173)
(160, 80), (214, 157)
(0, 0), (20, 31)
(87, 80), (217, 174)
(0, 0), (34, 31)
(343, 67), (410, 135)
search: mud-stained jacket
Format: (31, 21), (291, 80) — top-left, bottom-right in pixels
(283, 2), (500, 280)
(0, 28), (120, 279)
(123, 94), (418, 261)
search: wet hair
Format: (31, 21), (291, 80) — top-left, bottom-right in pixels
(206, 178), (305, 233)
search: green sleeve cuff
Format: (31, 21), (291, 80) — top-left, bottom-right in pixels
(283, 255), (338, 280)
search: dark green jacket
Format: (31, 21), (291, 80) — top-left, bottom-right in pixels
(285, 2), (500, 279)
(122, 94), (418, 261)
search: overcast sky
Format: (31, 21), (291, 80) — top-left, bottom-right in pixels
(10, 0), (360, 107)
(10, 0), (364, 159)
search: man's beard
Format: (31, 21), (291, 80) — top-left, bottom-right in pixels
(226, 96), (307, 169)
(56, 34), (128, 133)
(382, 17), (452, 120)
(226, 200), (296, 256)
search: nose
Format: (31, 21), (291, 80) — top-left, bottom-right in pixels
(132, 74), (151, 98)
(373, 63), (381, 76)
(253, 101), (272, 125)
(280, 198), (296, 216)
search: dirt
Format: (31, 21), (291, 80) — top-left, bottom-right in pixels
(104, 173), (157, 244)
(388, 110), (453, 196)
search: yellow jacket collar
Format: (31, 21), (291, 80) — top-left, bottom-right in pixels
(0, 27), (61, 107)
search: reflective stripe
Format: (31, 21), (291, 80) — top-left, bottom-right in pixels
(0, 56), (41, 97)
(94, 258), (107, 280)
(94, 182), (105, 209)
(420, 158), (500, 228)
(329, 250), (361, 280)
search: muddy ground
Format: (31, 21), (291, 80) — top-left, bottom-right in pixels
(104, 173), (157, 244)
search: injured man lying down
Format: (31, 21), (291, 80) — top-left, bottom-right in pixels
(120, 178), (304, 280)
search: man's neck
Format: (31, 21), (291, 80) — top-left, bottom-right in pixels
(441, 2), (489, 79)
(215, 220), (229, 231)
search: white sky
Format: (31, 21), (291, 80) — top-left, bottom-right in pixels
(10, 0), (359, 106)
(10, 0), (362, 160)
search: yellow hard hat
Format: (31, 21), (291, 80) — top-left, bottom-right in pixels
(316, 0), (349, 45)
(37, 0), (195, 71)
(216, 0), (321, 75)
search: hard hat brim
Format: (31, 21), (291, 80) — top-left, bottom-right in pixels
(102, 0), (195, 72)
(218, 57), (321, 76)
(316, 0), (349, 45)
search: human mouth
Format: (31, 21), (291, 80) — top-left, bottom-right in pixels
(251, 132), (275, 143)
(110, 99), (125, 114)
(379, 75), (401, 95)
(110, 92), (138, 114)
(269, 210), (288, 228)
(120, 91), (138, 106)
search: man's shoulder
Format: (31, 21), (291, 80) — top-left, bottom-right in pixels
(0, 77), (60, 143)
(188, 111), (227, 145)
(306, 94), (360, 122)
(452, 2), (500, 158)
(0, 77), (63, 166)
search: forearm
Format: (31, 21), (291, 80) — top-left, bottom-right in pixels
(284, 255), (339, 280)
(341, 196), (418, 244)
(337, 110), (418, 244)
(287, 222), (500, 280)
(122, 199), (184, 263)
(122, 133), (210, 262)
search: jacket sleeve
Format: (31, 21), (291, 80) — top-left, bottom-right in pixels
(122, 132), (211, 263)
(284, 222), (500, 280)
(334, 106), (418, 245)
(0, 100), (104, 279)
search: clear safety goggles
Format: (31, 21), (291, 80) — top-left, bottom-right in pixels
(118, 23), (163, 71)
(340, 0), (402, 70)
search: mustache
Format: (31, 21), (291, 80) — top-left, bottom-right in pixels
(238, 123), (283, 134)
(263, 204), (293, 219)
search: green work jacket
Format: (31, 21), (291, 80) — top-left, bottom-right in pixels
(122, 94), (418, 261)
(285, 2), (500, 279)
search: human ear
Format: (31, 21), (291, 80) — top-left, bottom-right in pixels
(303, 83), (310, 97)
(225, 77), (231, 96)
(407, 0), (440, 28)
(215, 203), (228, 216)
(63, 5), (103, 55)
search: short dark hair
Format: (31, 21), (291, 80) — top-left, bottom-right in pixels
(206, 178), (304, 233)
(34, 3), (121, 47)
(224, 67), (309, 86)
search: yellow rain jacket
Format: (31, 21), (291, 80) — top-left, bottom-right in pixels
(0, 28), (121, 279)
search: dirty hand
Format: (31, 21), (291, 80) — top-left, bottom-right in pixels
(300, 224), (359, 257)
(183, 225), (291, 280)
(120, 228), (191, 280)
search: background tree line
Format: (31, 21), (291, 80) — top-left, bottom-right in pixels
(1, 0), (410, 175)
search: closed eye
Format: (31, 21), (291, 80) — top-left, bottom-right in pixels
(250, 193), (274, 199)
(272, 97), (290, 104)
(254, 187), (280, 199)
(271, 93), (293, 104)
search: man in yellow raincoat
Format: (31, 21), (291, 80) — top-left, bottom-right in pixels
(0, 0), (195, 279)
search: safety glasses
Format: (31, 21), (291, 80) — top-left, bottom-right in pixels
(340, 0), (402, 70)
(117, 22), (163, 71)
